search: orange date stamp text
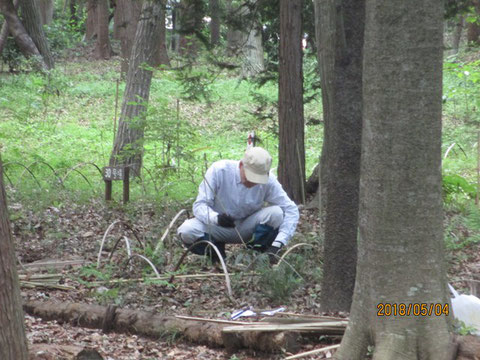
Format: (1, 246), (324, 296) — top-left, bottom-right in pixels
(377, 303), (449, 317)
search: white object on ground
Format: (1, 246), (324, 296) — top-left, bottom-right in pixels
(260, 307), (286, 316)
(448, 283), (480, 335)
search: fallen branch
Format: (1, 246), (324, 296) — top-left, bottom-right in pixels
(285, 344), (340, 360)
(23, 301), (298, 353)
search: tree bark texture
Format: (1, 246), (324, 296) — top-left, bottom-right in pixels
(114, 0), (142, 73)
(335, 0), (454, 359)
(85, 0), (97, 41)
(209, 0), (220, 46)
(37, 0), (53, 25)
(278, 0), (305, 205)
(0, 0), (18, 56)
(0, 157), (29, 360)
(240, 1), (264, 77)
(93, 0), (113, 60)
(453, 16), (464, 54)
(153, 0), (169, 67)
(0, 0), (47, 70)
(467, 0), (480, 45)
(225, 0), (242, 56)
(23, 301), (299, 353)
(109, 0), (164, 175)
(315, 0), (364, 313)
(178, 0), (204, 57)
(20, 0), (55, 69)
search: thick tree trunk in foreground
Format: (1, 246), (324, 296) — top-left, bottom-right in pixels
(0, 158), (29, 360)
(315, 0), (364, 313)
(335, 0), (454, 359)
(93, 0), (113, 60)
(0, 0), (47, 70)
(109, 0), (164, 175)
(20, 0), (55, 69)
(23, 301), (299, 353)
(278, 0), (305, 204)
(114, 0), (142, 73)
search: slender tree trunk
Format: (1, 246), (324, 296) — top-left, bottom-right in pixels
(278, 0), (305, 204)
(85, 0), (97, 41)
(335, 0), (455, 358)
(0, 0), (47, 70)
(109, 0), (164, 175)
(453, 16), (464, 54)
(154, 0), (169, 67)
(93, 0), (113, 59)
(20, 0), (55, 69)
(0, 157), (29, 360)
(315, 0), (364, 313)
(210, 0), (220, 47)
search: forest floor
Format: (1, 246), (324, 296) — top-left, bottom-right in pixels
(10, 196), (480, 360)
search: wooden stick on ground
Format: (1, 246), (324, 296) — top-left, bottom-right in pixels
(285, 344), (340, 360)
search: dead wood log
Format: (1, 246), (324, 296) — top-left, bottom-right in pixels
(23, 301), (299, 353)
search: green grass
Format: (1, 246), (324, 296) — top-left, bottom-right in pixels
(0, 50), (478, 214)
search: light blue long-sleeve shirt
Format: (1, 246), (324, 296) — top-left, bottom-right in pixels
(193, 160), (299, 246)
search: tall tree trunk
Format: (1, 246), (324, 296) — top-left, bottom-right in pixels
(178, 0), (203, 57)
(453, 15), (464, 54)
(209, 0), (220, 47)
(37, 0), (53, 25)
(467, 0), (480, 45)
(240, 0), (264, 77)
(278, 0), (305, 204)
(93, 0), (113, 59)
(20, 0), (55, 69)
(109, 0), (164, 175)
(85, 0), (97, 41)
(0, 157), (29, 360)
(154, 0), (169, 67)
(225, 0), (241, 56)
(114, 0), (142, 73)
(0, 0), (47, 70)
(315, 0), (364, 313)
(335, 0), (454, 358)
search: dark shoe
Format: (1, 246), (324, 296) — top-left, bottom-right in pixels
(189, 233), (226, 263)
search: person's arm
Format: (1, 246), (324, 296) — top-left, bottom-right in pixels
(265, 177), (300, 247)
(192, 165), (219, 226)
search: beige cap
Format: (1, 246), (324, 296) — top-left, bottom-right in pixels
(242, 147), (272, 184)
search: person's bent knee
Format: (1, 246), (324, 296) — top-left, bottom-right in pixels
(267, 205), (283, 229)
(177, 220), (200, 245)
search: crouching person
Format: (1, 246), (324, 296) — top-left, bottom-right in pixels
(177, 147), (299, 263)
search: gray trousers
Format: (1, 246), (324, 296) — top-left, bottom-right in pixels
(177, 206), (283, 246)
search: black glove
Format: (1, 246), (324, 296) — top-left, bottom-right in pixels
(217, 213), (235, 228)
(266, 244), (282, 264)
